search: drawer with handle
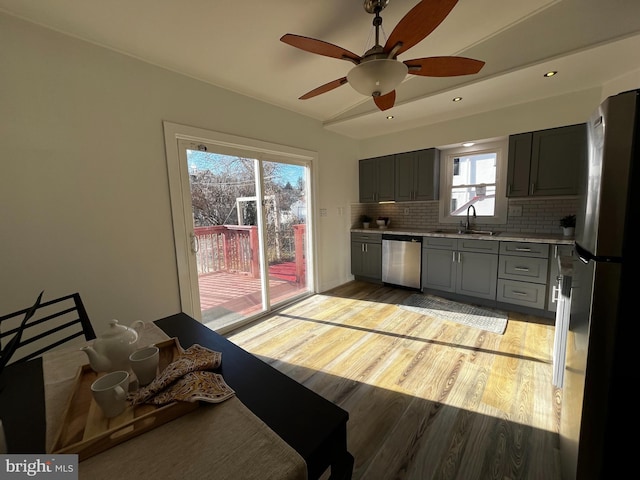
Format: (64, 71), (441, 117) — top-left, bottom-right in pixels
(499, 241), (549, 258)
(498, 256), (548, 284)
(497, 279), (547, 309)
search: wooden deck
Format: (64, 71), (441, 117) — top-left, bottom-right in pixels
(198, 261), (308, 329)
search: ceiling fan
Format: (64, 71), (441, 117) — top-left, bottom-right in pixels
(281, 0), (485, 111)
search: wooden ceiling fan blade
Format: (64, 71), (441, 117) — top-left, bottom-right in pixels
(384, 0), (458, 57)
(299, 77), (348, 100)
(374, 91), (396, 111)
(281, 34), (361, 63)
(405, 56), (485, 77)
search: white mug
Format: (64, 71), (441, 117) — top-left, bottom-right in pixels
(91, 370), (129, 418)
(129, 345), (159, 387)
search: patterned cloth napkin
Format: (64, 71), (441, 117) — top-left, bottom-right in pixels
(127, 342), (235, 406)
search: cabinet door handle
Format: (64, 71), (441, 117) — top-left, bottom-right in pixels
(514, 266), (530, 272)
(530, 183), (535, 195)
(514, 247), (532, 252)
(452, 251), (456, 263)
(458, 252), (462, 263)
(554, 245), (559, 258)
(512, 291), (528, 296)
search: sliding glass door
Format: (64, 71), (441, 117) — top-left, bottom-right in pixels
(175, 138), (312, 333)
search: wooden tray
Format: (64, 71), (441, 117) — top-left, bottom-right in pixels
(51, 337), (199, 461)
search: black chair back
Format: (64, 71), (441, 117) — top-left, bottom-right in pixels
(0, 292), (96, 369)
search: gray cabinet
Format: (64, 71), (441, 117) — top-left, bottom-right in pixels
(359, 155), (395, 203)
(422, 237), (498, 300)
(422, 237), (457, 293)
(507, 123), (587, 197)
(547, 244), (574, 311)
(395, 149), (440, 201)
(497, 242), (549, 309)
(351, 232), (382, 281)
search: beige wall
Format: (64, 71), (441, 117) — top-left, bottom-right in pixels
(0, 13), (358, 334)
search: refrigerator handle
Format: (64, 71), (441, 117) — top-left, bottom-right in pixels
(575, 242), (623, 264)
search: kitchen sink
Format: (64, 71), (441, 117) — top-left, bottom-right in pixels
(431, 229), (499, 236)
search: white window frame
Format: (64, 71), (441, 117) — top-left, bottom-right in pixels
(438, 139), (508, 225)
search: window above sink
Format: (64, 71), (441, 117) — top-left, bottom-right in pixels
(438, 140), (509, 226)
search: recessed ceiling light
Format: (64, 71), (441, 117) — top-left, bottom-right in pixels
(386, 115), (394, 120)
(452, 97), (463, 102)
(462, 142), (475, 147)
(544, 71), (558, 77)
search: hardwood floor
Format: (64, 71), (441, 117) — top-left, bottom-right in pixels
(226, 281), (562, 480)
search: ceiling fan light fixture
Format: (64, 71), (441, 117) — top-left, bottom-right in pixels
(347, 59), (408, 97)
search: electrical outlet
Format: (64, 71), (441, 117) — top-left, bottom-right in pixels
(319, 208), (327, 217)
(404, 208), (410, 215)
(509, 205), (523, 217)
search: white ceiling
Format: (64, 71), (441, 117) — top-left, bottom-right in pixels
(2, 0), (640, 140)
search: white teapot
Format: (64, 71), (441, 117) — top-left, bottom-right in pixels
(81, 319), (144, 373)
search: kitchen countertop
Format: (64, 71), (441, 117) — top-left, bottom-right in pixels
(351, 227), (575, 245)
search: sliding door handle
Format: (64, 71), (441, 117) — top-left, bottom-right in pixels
(190, 233), (199, 253)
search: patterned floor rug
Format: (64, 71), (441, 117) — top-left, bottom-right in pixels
(398, 293), (508, 334)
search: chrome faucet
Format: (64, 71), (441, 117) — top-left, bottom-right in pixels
(466, 205), (476, 231)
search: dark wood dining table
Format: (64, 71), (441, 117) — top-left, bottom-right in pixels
(0, 312), (354, 480)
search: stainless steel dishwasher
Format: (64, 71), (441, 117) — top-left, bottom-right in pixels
(382, 234), (422, 290)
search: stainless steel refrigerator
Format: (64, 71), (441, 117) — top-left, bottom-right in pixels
(560, 89), (638, 479)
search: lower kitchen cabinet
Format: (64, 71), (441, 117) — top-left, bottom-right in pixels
(352, 227), (573, 317)
(422, 247), (456, 292)
(422, 237), (498, 301)
(351, 232), (382, 282)
(497, 242), (549, 310)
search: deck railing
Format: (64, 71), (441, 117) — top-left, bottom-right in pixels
(194, 224), (305, 282)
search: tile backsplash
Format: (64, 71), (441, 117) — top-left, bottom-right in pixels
(351, 197), (578, 235)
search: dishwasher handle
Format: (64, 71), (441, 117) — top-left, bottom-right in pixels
(381, 234), (423, 243)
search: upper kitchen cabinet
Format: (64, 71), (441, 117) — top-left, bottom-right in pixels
(395, 149), (440, 201)
(359, 155), (395, 203)
(506, 123), (587, 197)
